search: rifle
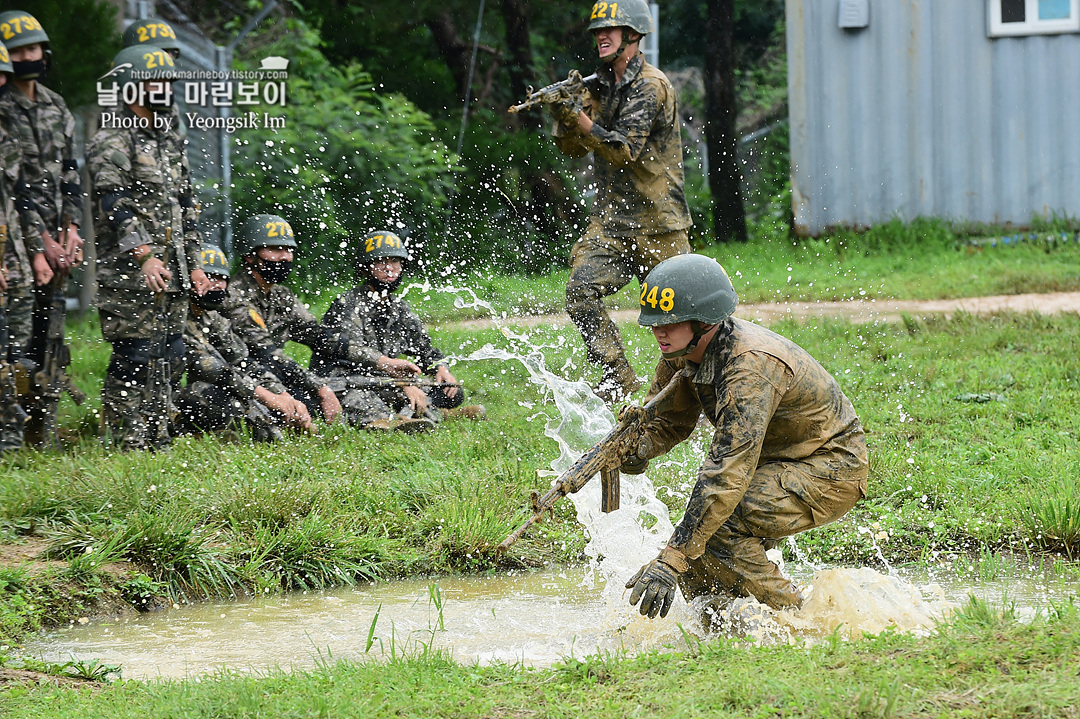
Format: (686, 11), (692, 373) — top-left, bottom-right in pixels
(320, 374), (458, 395)
(497, 369), (688, 553)
(508, 69), (597, 115)
(145, 229), (172, 448)
(26, 274), (86, 447)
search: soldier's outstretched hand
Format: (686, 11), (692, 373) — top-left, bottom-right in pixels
(434, 365), (460, 399)
(377, 356), (421, 378)
(626, 547), (689, 620)
(317, 385), (342, 424)
(403, 384), (429, 414)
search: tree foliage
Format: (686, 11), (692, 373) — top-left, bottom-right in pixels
(230, 19), (457, 288)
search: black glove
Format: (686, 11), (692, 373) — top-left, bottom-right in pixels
(625, 547), (689, 619)
(619, 453), (649, 475)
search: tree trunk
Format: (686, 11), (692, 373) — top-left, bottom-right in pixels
(704, 0), (747, 242)
(501, 0), (540, 128)
(427, 12), (472, 100)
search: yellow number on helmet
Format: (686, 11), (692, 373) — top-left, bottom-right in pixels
(137, 26), (148, 42)
(0, 46), (8, 63)
(639, 282), (650, 306)
(646, 284), (659, 308)
(1, 24), (12, 41)
(610, 3), (618, 18)
(659, 287), (675, 312)
(265, 222), (278, 237)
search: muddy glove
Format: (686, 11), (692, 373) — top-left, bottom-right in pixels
(619, 435), (654, 475)
(626, 546), (689, 619)
(548, 96), (582, 127)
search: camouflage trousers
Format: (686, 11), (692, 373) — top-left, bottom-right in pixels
(677, 461), (866, 610)
(98, 288), (188, 451)
(174, 381), (282, 442)
(566, 219), (690, 366)
(0, 302), (25, 453)
(3, 241), (33, 354)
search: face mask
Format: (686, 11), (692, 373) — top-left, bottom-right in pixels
(192, 288), (228, 310)
(11, 59), (46, 82)
(257, 259), (292, 284)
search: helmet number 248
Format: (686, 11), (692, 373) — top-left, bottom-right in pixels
(640, 283), (675, 312)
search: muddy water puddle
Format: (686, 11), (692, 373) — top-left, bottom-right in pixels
(20, 562), (1075, 680)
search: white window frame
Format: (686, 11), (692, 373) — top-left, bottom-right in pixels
(988, 0), (1080, 36)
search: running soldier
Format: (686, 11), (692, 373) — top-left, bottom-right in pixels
(88, 45), (210, 450)
(176, 245), (312, 441)
(311, 230), (474, 433)
(549, 0), (692, 403)
(621, 255), (867, 624)
(0, 10), (84, 445)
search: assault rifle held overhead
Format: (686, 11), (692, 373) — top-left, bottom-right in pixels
(508, 69), (597, 115)
(496, 369), (688, 554)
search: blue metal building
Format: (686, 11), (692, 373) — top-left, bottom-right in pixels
(787, 0), (1080, 235)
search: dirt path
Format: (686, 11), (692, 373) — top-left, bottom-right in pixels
(442, 291), (1080, 331)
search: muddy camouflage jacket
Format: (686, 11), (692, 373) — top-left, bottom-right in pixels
(183, 306), (286, 401)
(553, 53), (691, 238)
(88, 106), (201, 293)
(0, 84), (81, 242)
(223, 271), (376, 394)
(312, 283), (446, 376)
(640, 319), (868, 560)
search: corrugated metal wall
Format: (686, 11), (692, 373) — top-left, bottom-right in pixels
(787, 0), (1080, 235)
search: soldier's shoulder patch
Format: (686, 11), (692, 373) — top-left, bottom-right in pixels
(108, 150), (132, 172)
(248, 308), (267, 329)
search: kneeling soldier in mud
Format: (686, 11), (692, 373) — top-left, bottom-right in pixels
(176, 244), (313, 441)
(89, 45), (210, 451)
(623, 254), (868, 623)
(311, 230), (474, 433)
(223, 214), (379, 425)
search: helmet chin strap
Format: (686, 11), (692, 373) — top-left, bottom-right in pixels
(660, 321), (714, 360)
(600, 30), (640, 64)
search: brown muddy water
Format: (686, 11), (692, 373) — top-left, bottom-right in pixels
(18, 560), (1075, 680)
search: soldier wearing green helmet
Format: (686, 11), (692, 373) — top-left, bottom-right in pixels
(0, 10), (86, 447)
(223, 214), (388, 427)
(311, 230), (479, 432)
(549, 0), (692, 405)
(122, 18), (182, 59)
(175, 244), (313, 442)
(622, 254), (868, 627)
(88, 44), (210, 450)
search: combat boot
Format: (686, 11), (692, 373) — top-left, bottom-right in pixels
(363, 416), (436, 433)
(442, 404), (487, 420)
(593, 358), (643, 404)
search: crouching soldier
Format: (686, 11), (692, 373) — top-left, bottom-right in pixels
(622, 254), (868, 622)
(222, 214), (382, 425)
(89, 46), (210, 450)
(176, 245), (313, 441)
(312, 230), (479, 433)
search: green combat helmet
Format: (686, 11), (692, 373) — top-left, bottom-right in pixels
(356, 230), (408, 268)
(0, 41), (12, 74)
(0, 10), (50, 50)
(105, 44), (178, 87)
(198, 244), (231, 278)
(236, 214), (297, 257)
(122, 18), (181, 56)
(638, 254), (739, 358)
(586, 0), (654, 35)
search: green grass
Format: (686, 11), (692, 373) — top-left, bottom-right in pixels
(358, 218), (1080, 323)
(3, 597), (1080, 717)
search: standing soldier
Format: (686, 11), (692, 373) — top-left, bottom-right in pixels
(222, 214), (378, 425)
(0, 10), (85, 445)
(88, 45), (210, 450)
(1, 39), (39, 453)
(549, 0), (692, 403)
(176, 244), (313, 442)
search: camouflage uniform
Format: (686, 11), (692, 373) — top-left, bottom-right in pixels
(0, 80), (82, 442)
(0, 121), (33, 452)
(222, 270), (370, 416)
(312, 283), (464, 425)
(88, 105), (201, 450)
(554, 52), (692, 377)
(638, 319), (868, 609)
(175, 305), (287, 441)
(0, 120), (42, 357)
